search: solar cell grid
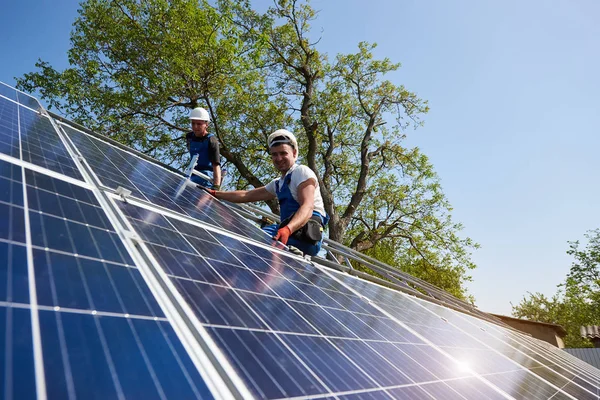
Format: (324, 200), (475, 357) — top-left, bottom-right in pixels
(484, 370), (573, 400)
(38, 309), (213, 399)
(118, 198), (540, 399)
(116, 194), (600, 399)
(432, 379), (506, 400)
(412, 294), (600, 398)
(64, 123), (278, 244)
(0, 242), (29, 304)
(317, 269), (600, 399)
(0, 82), (41, 110)
(19, 107), (83, 180)
(16, 90), (41, 110)
(0, 194), (26, 244)
(0, 96), (19, 158)
(522, 338), (600, 385)
(0, 307), (37, 399)
(502, 327), (600, 378)
(0, 81), (18, 101)
(0, 144), (214, 399)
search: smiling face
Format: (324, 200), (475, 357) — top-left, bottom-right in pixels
(191, 119), (209, 137)
(270, 143), (297, 174)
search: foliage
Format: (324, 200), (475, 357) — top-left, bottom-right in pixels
(512, 229), (600, 348)
(17, 0), (478, 299)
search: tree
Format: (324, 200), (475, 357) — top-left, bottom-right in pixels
(17, 0), (478, 299)
(565, 228), (600, 311)
(512, 229), (600, 347)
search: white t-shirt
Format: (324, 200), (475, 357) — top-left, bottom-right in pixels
(265, 164), (326, 217)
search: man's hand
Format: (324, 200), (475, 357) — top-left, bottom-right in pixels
(273, 226), (292, 245)
(199, 185), (216, 197)
(211, 184), (221, 191)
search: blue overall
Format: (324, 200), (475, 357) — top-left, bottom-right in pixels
(263, 171), (328, 256)
(189, 133), (214, 187)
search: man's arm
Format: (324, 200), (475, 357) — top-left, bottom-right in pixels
(212, 164), (221, 188)
(213, 186), (275, 203)
(283, 179), (316, 233)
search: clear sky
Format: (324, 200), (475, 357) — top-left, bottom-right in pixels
(1, 0), (599, 316)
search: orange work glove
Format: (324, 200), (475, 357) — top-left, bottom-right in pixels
(274, 226), (292, 245)
(199, 185), (216, 197)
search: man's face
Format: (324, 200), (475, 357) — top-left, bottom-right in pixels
(191, 119), (209, 136)
(270, 143), (297, 173)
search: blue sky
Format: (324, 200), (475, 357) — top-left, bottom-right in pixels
(1, 0), (599, 315)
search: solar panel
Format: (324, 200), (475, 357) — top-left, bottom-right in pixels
(0, 82), (41, 110)
(0, 116), (214, 398)
(0, 82), (18, 102)
(61, 122), (278, 245)
(2, 80), (600, 399)
(0, 96), (83, 180)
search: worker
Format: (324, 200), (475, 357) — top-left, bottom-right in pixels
(186, 107), (221, 189)
(205, 129), (328, 256)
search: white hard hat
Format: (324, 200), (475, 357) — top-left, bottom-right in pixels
(189, 107), (210, 121)
(268, 129), (298, 151)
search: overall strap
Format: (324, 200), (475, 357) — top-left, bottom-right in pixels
(275, 170), (293, 193)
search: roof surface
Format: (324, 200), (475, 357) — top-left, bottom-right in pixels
(581, 325), (600, 339)
(564, 348), (600, 369)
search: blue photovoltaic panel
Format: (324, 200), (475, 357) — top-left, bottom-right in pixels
(118, 198), (600, 399)
(0, 157), (213, 399)
(16, 90), (41, 110)
(63, 122), (278, 245)
(0, 81), (40, 109)
(26, 169), (135, 266)
(401, 297), (600, 398)
(39, 310), (212, 400)
(332, 272), (600, 400)
(19, 106), (83, 180)
(119, 200), (539, 399)
(0, 95), (83, 180)
(0, 160), (28, 306)
(419, 299), (600, 397)
(0, 158), (35, 399)
(0, 307), (37, 399)
(0, 81), (18, 101)
(0, 95), (19, 158)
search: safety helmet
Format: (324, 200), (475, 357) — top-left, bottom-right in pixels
(268, 129), (298, 151)
(189, 107), (210, 121)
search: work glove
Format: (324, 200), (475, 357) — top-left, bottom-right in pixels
(199, 185), (216, 197)
(273, 226), (292, 245)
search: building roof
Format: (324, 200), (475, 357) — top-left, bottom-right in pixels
(563, 348), (600, 370)
(581, 326), (600, 339)
(491, 314), (567, 337)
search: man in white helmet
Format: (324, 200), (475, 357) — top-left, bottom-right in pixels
(205, 129), (328, 256)
(186, 107), (221, 189)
